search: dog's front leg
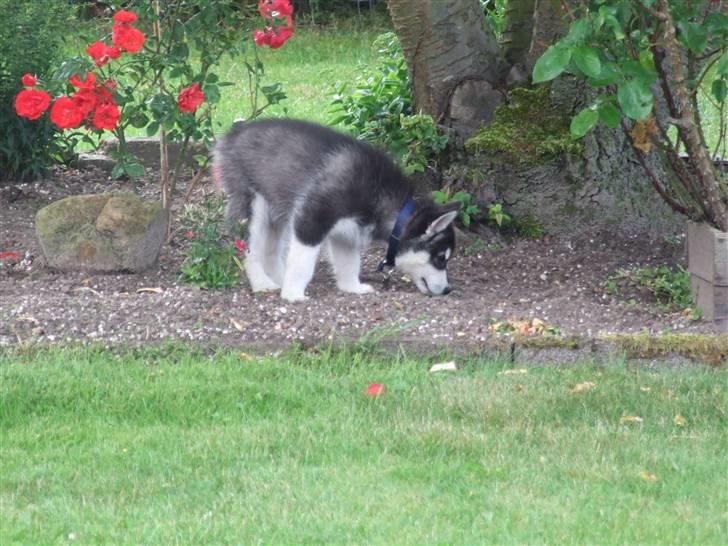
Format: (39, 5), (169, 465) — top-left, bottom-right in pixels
(327, 238), (374, 295)
(281, 237), (321, 302)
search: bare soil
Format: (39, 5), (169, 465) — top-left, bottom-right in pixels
(0, 166), (723, 350)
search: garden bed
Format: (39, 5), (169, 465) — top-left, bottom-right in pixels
(0, 166), (724, 356)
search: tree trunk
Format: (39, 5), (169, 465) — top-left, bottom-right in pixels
(385, 0), (508, 137)
(525, 0), (567, 73)
(499, 0), (536, 66)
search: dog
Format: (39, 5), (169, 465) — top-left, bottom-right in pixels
(213, 118), (459, 302)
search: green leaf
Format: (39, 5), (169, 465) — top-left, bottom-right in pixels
(202, 84), (220, 104)
(570, 108), (599, 138)
(146, 121), (160, 137)
(717, 51), (728, 77)
(124, 162), (146, 178)
(532, 45), (572, 83)
(712, 78), (727, 103)
(129, 112), (150, 129)
(111, 163), (124, 179)
(598, 102), (622, 128)
(617, 79), (653, 120)
(588, 62), (621, 87)
(573, 47), (602, 78)
(680, 22), (707, 54)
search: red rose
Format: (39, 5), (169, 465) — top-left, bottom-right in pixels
(113, 24), (145, 53)
(178, 82), (205, 113)
(253, 24), (293, 49)
(113, 10), (137, 24)
(367, 383), (385, 397)
(93, 100), (120, 130)
(253, 29), (270, 46)
(70, 72), (97, 90)
(50, 96), (85, 129)
(15, 89), (52, 120)
(21, 73), (38, 87)
(71, 89), (97, 117)
(268, 26), (294, 49)
(234, 239), (248, 255)
(86, 41), (122, 67)
(259, 0), (293, 19)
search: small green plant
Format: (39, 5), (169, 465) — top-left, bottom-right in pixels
(605, 265), (695, 312)
(480, 0), (506, 38)
(486, 202), (512, 228)
(329, 32), (448, 175)
(179, 194), (244, 289)
(432, 189), (481, 228)
(514, 214), (545, 239)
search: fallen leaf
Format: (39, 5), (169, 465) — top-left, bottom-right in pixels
(639, 470), (658, 482)
(238, 352), (252, 361)
(515, 383), (526, 393)
(367, 383), (385, 397)
(518, 321), (530, 335)
(571, 381), (596, 394)
(673, 414), (688, 427)
(429, 361), (458, 373)
(640, 386), (652, 393)
(137, 287), (163, 294)
(498, 368), (528, 375)
(230, 318), (244, 331)
(393, 301), (405, 311)
(619, 415), (644, 425)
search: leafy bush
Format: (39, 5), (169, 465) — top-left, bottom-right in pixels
(329, 32), (448, 175)
(179, 194), (245, 289)
(0, 0), (71, 181)
(605, 265), (694, 311)
(432, 189), (482, 228)
(480, 0), (506, 38)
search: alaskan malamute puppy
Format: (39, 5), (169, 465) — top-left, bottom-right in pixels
(214, 119), (459, 302)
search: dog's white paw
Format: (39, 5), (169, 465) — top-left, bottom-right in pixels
(280, 289), (309, 303)
(249, 278), (280, 292)
(340, 282), (375, 295)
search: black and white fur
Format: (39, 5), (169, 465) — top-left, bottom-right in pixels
(214, 119), (459, 302)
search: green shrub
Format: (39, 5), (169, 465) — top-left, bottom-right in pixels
(0, 0), (71, 181)
(329, 32), (448, 175)
(179, 194), (244, 289)
(432, 189), (482, 228)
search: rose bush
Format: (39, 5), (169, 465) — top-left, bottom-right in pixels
(14, 0), (294, 210)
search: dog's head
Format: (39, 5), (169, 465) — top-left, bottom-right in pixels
(395, 202), (459, 295)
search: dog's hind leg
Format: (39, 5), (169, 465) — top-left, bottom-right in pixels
(262, 222), (286, 287)
(327, 237), (374, 295)
(281, 236), (321, 302)
(245, 194), (280, 292)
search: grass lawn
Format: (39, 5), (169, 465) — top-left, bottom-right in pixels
(1, 344), (726, 544)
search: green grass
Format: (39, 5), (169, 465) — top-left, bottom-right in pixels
(1, 344), (726, 544)
(213, 20), (389, 129)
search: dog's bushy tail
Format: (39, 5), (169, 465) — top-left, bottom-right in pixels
(212, 144), (250, 227)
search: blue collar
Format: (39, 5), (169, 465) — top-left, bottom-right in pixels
(378, 198), (417, 272)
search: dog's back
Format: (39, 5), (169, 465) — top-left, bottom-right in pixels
(214, 118), (412, 241)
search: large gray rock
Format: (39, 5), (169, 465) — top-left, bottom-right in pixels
(36, 193), (167, 273)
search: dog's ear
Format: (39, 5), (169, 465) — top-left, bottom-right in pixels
(425, 202), (460, 236)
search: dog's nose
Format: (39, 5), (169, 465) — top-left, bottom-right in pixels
(442, 286), (452, 295)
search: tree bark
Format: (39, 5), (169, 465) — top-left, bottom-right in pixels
(656, 0), (728, 231)
(499, 0), (536, 66)
(525, 0), (567, 73)
(385, 0), (508, 137)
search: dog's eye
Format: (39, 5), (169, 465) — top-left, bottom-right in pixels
(433, 253), (447, 268)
